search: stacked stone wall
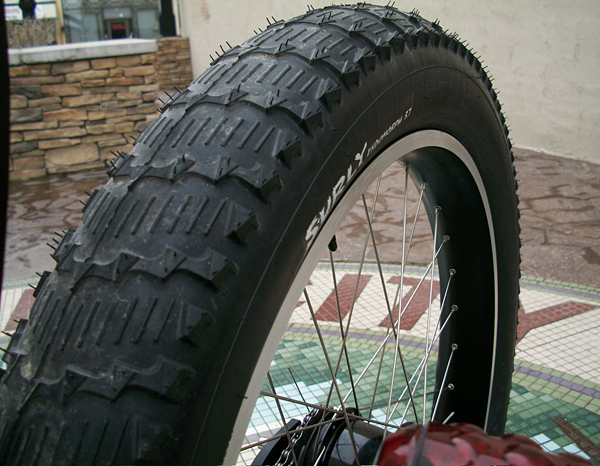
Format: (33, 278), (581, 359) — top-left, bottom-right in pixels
(155, 37), (193, 89)
(9, 37), (193, 180)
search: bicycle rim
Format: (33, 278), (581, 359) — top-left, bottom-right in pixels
(226, 130), (499, 464)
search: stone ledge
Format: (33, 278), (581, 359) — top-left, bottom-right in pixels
(9, 39), (158, 65)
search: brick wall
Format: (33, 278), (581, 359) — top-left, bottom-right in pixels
(9, 37), (194, 181)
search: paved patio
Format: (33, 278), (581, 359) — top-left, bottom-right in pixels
(3, 149), (599, 287)
(2, 148), (600, 462)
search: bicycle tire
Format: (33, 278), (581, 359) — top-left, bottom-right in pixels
(0, 4), (520, 465)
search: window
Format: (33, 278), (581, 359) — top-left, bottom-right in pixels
(136, 9), (159, 39)
(64, 11), (100, 42)
(61, 0), (160, 43)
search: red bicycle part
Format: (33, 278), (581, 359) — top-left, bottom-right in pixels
(378, 423), (591, 466)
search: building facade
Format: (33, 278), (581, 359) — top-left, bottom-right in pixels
(4, 0), (166, 44)
(61, 0), (161, 42)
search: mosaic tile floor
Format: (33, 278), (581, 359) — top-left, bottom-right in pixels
(2, 263), (600, 464)
(236, 262), (600, 464)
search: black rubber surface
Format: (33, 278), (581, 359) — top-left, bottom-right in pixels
(1, 1), (9, 306)
(0, 4), (519, 465)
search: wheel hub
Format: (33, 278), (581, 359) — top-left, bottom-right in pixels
(252, 408), (386, 466)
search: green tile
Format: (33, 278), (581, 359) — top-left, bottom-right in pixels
(572, 398), (589, 408)
(512, 384), (528, 395)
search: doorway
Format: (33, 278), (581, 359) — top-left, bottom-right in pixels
(105, 19), (131, 39)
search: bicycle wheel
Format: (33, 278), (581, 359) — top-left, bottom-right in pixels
(0, 4), (519, 465)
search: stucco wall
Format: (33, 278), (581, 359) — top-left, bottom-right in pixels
(177, 0), (600, 164)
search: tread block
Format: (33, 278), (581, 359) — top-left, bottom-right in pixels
(134, 416), (175, 463)
(224, 203), (259, 247)
(157, 88), (192, 114)
(128, 247), (181, 279)
(418, 31), (431, 47)
(28, 358), (195, 407)
(32, 271), (51, 298)
(138, 154), (195, 181)
(59, 245), (237, 291)
(82, 189), (99, 214)
(117, 115), (297, 194)
(318, 85), (342, 111)
(131, 246), (237, 291)
(160, 88), (248, 110)
(85, 358), (195, 403)
(81, 186), (115, 233)
(106, 151), (131, 177)
(389, 35), (406, 53)
(80, 252), (139, 282)
(231, 164), (282, 202)
(340, 60), (361, 87)
(274, 138), (302, 168)
(24, 368), (87, 406)
(162, 87), (191, 108)
(355, 48), (377, 71)
(2, 320), (28, 370)
(186, 155), (239, 183)
(375, 43), (392, 61)
(178, 302), (215, 347)
(61, 369), (87, 405)
(53, 228), (76, 265)
(293, 11), (380, 46)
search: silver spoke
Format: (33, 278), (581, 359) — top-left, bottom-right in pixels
(396, 236), (449, 322)
(310, 249), (361, 464)
(437, 270), (455, 332)
(288, 368), (310, 414)
(384, 302), (458, 424)
(258, 391), (402, 431)
(304, 289), (362, 466)
(432, 304), (458, 348)
(361, 194), (394, 331)
(314, 175), (383, 464)
(267, 372), (299, 466)
(328, 249), (360, 410)
(443, 411), (455, 425)
(392, 306), (458, 424)
(241, 417), (341, 452)
(361, 192), (417, 424)
(343, 174), (383, 336)
(341, 240), (448, 405)
(431, 344), (457, 422)
(369, 177), (425, 420)
(390, 180), (426, 330)
(367, 336), (387, 419)
(326, 175), (383, 413)
(383, 165), (419, 433)
(336, 175), (383, 356)
(405, 181), (427, 265)
(243, 410), (389, 453)
(424, 206), (441, 423)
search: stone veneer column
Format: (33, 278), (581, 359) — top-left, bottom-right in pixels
(155, 37), (194, 90)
